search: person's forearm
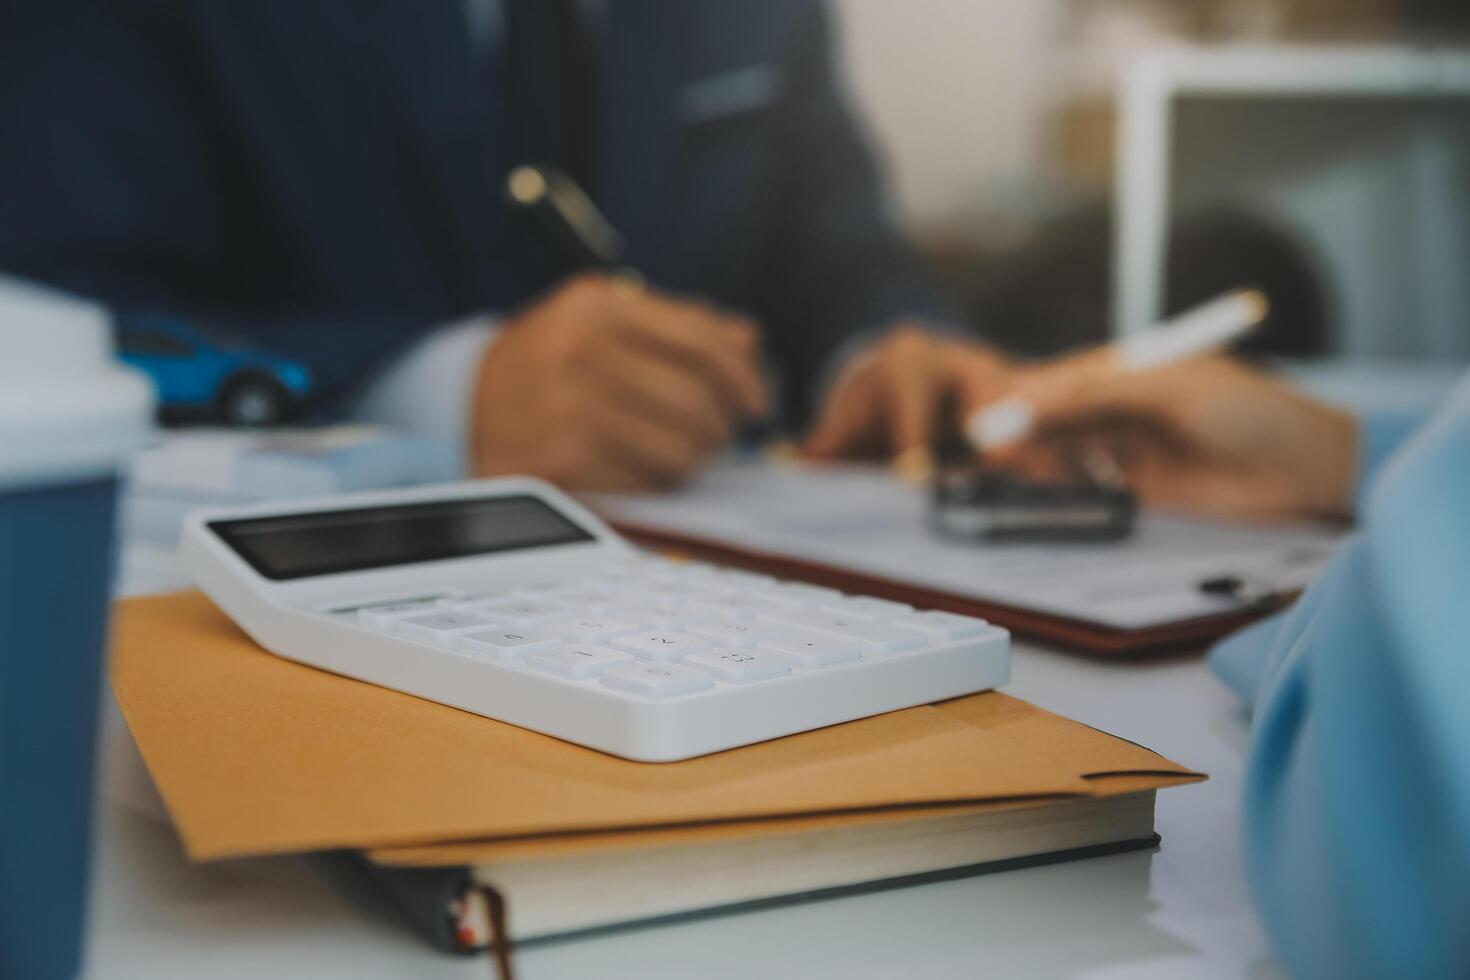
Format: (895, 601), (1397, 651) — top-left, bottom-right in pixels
(1239, 543), (1470, 978)
(1217, 372), (1470, 978)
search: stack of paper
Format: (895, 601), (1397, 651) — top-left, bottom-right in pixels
(110, 593), (1202, 952)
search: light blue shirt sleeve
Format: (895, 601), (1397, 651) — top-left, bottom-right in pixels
(1208, 375), (1470, 978)
(1211, 404), (1426, 705)
(1354, 407), (1427, 513)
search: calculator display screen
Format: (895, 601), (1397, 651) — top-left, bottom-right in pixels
(209, 495), (596, 580)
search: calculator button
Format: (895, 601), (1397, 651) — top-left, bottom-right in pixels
(609, 631), (713, 663)
(393, 612), (500, 643)
(765, 583), (844, 606)
(758, 609), (926, 653)
(637, 581), (715, 604)
(455, 628), (560, 660)
(668, 598), (733, 621)
(684, 622), (773, 648)
(541, 588), (619, 611)
(709, 594), (787, 620)
(437, 592), (511, 610)
(893, 610), (993, 641)
(513, 579), (570, 597)
(684, 649), (791, 682)
(757, 630), (862, 667)
(544, 618), (641, 642)
(469, 599), (571, 625)
(599, 590), (664, 614)
(600, 663), (716, 698)
(528, 645), (634, 678)
(820, 597), (914, 619)
(607, 604), (691, 627)
(355, 600), (442, 629)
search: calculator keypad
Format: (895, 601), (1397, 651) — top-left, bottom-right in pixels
(824, 596), (914, 619)
(393, 611), (498, 643)
(600, 663), (716, 698)
(608, 603), (690, 626)
(683, 622), (772, 648)
(528, 645), (634, 678)
(346, 559), (997, 699)
(356, 600), (442, 629)
(456, 627), (560, 660)
(610, 631), (713, 663)
(759, 609), (926, 653)
(683, 648), (791, 682)
(466, 598), (571, 625)
(892, 610), (993, 641)
(544, 617), (641, 642)
(755, 630), (863, 667)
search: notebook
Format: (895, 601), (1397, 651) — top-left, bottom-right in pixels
(591, 458), (1342, 655)
(109, 593), (1202, 964)
(362, 791), (1164, 952)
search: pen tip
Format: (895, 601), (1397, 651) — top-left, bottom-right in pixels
(1239, 288), (1270, 325)
(506, 166), (548, 206)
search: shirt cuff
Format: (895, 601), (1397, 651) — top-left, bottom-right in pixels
(349, 315), (500, 475)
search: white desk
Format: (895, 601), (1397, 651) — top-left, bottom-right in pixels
(83, 627), (1281, 979)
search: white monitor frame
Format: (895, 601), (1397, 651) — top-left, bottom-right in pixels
(1113, 43), (1470, 338)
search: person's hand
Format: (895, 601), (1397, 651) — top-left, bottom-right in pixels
(985, 356), (1358, 521)
(804, 322), (1011, 468)
(470, 274), (768, 491)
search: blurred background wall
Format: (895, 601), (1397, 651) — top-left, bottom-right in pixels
(835, 0), (1066, 243)
(832, 0), (1470, 361)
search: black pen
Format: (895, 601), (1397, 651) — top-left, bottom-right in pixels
(504, 165), (642, 287)
(505, 164), (775, 448)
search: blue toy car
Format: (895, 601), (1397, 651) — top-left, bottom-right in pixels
(115, 314), (313, 427)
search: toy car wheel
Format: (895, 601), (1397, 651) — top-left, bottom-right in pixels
(218, 374), (291, 427)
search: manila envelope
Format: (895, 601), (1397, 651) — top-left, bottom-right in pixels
(109, 593), (1203, 863)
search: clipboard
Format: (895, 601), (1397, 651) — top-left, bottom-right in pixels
(591, 460), (1341, 658)
(610, 518), (1262, 657)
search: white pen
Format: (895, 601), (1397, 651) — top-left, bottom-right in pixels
(967, 287), (1270, 452)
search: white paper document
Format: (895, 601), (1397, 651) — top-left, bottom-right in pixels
(591, 459), (1342, 631)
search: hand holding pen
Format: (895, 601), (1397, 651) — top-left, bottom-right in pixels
(968, 289), (1271, 451)
(511, 165), (1015, 479)
(468, 168), (768, 490)
(972, 292), (1359, 522)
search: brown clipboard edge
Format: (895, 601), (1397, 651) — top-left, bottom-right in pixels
(607, 518), (1265, 658)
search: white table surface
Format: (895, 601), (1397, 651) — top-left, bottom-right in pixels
(84, 356), (1461, 979)
(82, 609), (1282, 980)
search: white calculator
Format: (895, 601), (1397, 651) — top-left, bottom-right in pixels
(181, 479), (1010, 761)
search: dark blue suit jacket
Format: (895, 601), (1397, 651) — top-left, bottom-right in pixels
(0, 0), (948, 422)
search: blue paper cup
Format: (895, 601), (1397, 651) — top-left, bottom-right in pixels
(0, 278), (153, 980)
